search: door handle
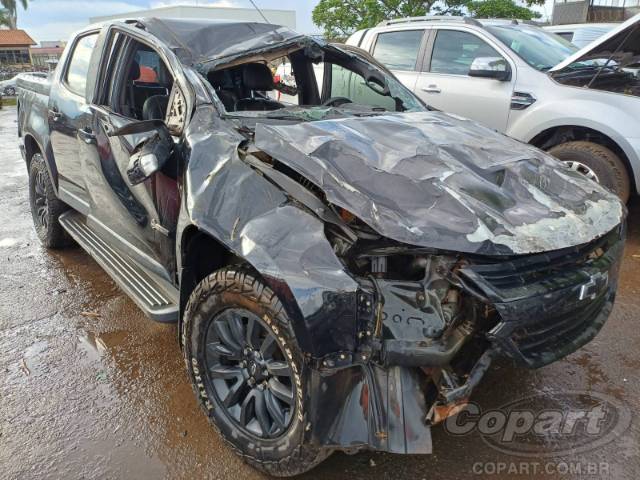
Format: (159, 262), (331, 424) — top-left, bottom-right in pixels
(48, 108), (62, 122)
(77, 127), (96, 144)
(421, 85), (441, 94)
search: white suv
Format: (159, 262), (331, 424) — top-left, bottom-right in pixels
(347, 14), (640, 201)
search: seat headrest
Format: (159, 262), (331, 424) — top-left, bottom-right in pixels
(129, 60), (141, 80)
(142, 95), (169, 121)
(242, 63), (274, 91)
(208, 68), (233, 89)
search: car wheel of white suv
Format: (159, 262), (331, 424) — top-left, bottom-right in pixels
(549, 141), (631, 203)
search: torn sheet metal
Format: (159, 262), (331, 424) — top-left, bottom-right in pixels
(460, 226), (625, 368)
(307, 364), (433, 454)
(140, 18), (302, 65)
(180, 105), (358, 357)
(254, 111), (625, 255)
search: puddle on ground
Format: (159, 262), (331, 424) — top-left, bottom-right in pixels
(77, 330), (128, 363)
(0, 237), (18, 248)
(21, 339), (49, 375)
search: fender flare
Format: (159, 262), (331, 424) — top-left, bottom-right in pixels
(23, 132), (59, 194)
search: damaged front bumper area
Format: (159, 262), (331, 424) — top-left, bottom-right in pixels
(458, 223), (625, 369)
(304, 224), (625, 455)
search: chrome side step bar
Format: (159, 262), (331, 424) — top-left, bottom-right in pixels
(59, 211), (178, 323)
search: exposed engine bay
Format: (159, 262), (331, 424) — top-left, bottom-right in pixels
(554, 66), (640, 96)
(234, 137), (624, 453)
(551, 18), (640, 97)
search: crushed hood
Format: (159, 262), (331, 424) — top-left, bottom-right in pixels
(254, 112), (624, 256)
(550, 12), (640, 73)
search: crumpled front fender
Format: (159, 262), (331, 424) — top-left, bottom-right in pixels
(177, 105), (359, 357)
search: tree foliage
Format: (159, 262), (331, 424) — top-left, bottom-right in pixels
(466, 0), (541, 20)
(1, 0), (29, 29)
(312, 0), (432, 39)
(0, 9), (11, 28)
(312, 0), (544, 39)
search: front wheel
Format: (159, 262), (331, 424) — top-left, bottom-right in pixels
(548, 141), (630, 203)
(182, 268), (330, 476)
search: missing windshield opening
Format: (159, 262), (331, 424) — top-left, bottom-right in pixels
(205, 42), (423, 115)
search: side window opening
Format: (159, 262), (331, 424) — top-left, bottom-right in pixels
(102, 35), (175, 121)
(207, 60), (288, 112)
(125, 45), (174, 120)
(204, 44), (423, 114)
(64, 33), (99, 97)
(323, 62), (397, 111)
(372, 30), (424, 71)
(268, 56), (299, 105)
(430, 30), (502, 76)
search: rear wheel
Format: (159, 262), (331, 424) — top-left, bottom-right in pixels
(548, 141), (630, 202)
(183, 268), (330, 476)
(28, 153), (72, 248)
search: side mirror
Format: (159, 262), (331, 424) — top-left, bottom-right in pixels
(469, 57), (511, 81)
(109, 120), (173, 185)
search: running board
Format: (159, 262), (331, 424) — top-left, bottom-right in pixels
(59, 211), (178, 323)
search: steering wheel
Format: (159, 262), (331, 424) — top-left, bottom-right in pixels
(322, 96), (353, 107)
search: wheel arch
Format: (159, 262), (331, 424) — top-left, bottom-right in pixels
(23, 133), (42, 167)
(23, 133), (59, 193)
(178, 225), (237, 315)
(528, 124), (637, 195)
(177, 226), (307, 346)
(177, 223), (342, 357)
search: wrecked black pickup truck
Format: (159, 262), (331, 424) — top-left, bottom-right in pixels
(17, 18), (626, 476)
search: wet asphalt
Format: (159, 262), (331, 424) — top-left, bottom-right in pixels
(0, 105), (639, 479)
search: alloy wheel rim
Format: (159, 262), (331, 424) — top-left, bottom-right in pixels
(33, 170), (48, 229)
(204, 308), (295, 439)
(563, 160), (599, 182)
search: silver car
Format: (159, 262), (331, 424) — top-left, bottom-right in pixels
(348, 14), (640, 202)
(0, 71), (47, 96)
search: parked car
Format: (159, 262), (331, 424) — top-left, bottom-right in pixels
(544, 22), (618, 48)
(348, 14), (640, 202)
(1, 71), (47, 95)
(17, 18), (625, 476)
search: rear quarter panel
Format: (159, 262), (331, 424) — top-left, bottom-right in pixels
(17, 76), (57, 189)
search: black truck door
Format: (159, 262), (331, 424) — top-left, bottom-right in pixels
(48, 32), (100, 211)
(81, 31), (180, 277)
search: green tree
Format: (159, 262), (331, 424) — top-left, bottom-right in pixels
(466, 0), (541, 20)
(1, 0), (29, 29)
(312, 0), (543, 39)
(0, 9), (12, 28)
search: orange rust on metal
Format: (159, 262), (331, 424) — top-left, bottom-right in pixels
(430, 401), (469, 425)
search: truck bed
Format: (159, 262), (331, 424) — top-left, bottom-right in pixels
(16, 74), (51, 97)
(16, 74), (52, 170)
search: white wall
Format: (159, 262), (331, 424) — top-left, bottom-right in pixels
(89, 5), (296, 30)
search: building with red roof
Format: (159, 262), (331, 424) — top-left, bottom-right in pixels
(0, 29), (36, 66)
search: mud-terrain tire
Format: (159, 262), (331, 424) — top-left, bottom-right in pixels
(548, 141), (630, 202)
(28, 153), (73, 248)
(182, 268), (330, 476)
